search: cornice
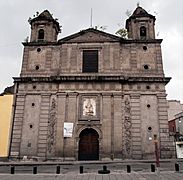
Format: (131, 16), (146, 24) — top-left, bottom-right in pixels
(13, 75), (171, 84)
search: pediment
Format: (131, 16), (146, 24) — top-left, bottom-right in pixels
(58, 28), (120, 43)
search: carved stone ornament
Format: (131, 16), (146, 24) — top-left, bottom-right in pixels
(124, 98), (132, 155)
(83, 98), (96, 117)
(47, 98), (57, 154)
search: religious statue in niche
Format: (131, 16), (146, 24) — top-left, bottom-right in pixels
(83, 98), (96, 116)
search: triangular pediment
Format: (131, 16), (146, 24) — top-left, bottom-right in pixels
(58, 28), (120, 43)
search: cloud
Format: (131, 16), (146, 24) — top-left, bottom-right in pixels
(0, 0), (182, 103)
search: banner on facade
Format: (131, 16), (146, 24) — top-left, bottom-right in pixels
(64, 122), (74, 137)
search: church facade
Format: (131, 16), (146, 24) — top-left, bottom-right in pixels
(9, 6), (175, 160)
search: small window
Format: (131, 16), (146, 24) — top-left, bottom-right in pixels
(38, 29), (44, 40)
(143, 46), (147, 51)
(146, 85), (150, 90)
(35, 65), (40, 70)
(144, 64), (149, 70)
(140, 26), (147, 39)
(148, 126), (152, 131)
(83, 50), (98, 73)
(37, 48), (41, 53)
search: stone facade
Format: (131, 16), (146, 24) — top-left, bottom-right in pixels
(168, 100), (183, 121)
(9, 7), (175, 160)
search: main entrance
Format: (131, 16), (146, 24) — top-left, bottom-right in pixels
(78, 128), (99, 160)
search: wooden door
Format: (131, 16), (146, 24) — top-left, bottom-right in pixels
(78, 128), (99, 160)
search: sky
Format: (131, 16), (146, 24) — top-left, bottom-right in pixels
(0, 0), (182, 102)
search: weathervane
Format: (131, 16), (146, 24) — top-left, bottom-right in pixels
(137, 2), (140, 7)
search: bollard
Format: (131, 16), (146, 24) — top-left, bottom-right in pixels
(103, 165), (107, 171)
(127, 165), (131, 173)
(175, 163), (179, 172)
(151, 164), (155, 172)
(98, 165), (110, 174)
(56, 165), (60, 174)
(10, 166), (15, 174)
(80, 166), (83, 174)
(33, 166), (37, 174)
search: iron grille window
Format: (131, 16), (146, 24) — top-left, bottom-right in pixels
(38, 29), (44, 40)
(140, 26), (147, 39)
(82, 50), (98, 73)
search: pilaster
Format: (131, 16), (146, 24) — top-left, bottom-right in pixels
(157, 94), (175, 158)
(101, 93), (112, 159)
(113, 93), (123, 159)
(63, 93), (78, 160)
(10, 94), (25, 157)
(37, 94), (50, 157)
(55, 93), (67, 157)
(131, 94), (142, 159)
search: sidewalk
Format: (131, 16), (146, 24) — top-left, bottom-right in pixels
(0, 158), (182, 166)
(1, 159), (183, 180)
(0, 171), (183, 180)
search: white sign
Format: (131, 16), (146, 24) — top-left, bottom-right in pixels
(176, 142), (183, 158)
(64, 123), (74, 137)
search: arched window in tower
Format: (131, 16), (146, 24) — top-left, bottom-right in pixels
(140, 26), (147, 39)
(38, 29), (44, 40)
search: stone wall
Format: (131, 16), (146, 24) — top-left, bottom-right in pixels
(10, 81), (174, 159)
(20, 42), (163, 78)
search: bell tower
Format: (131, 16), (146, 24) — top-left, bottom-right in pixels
(29, 10), (61, 42)
(126, 6), (156, 40)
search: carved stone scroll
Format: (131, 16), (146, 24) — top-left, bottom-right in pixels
(124, 97), (132, 156)
(47, 98), (57, 154)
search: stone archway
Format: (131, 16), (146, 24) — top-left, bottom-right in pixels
(78, 128), (99, 160)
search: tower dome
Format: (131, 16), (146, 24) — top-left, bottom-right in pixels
(29, 10), (61, 42)
(126, 6), (156, 40)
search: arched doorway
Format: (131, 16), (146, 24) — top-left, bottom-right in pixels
(78, 128), (99, 160)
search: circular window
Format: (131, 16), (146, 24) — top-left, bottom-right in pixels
(146, 85), (150, 90)
(32, 103), (35, 107)
(148, 126), (152, 131)
(33, 85), (36, 89)
(143, 46), (147, 51)
(144, 65), (149, 70)
(35, 65), (39, 70)
(147, 104), (151, 108)
(30, 124), (33, 129)
(37, 48), (41, 53)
